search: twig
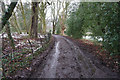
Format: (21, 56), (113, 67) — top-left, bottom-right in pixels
(28, 40), (33, 54)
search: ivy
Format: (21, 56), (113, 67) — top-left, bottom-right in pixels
(67, 2), (120, 56)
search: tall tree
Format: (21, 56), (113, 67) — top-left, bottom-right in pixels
(30, 2), (38, 38)
(1, 1), (18, 31)
(38, 1), (49, 34)
(12, 12), (22, 34)
(20, 0), (28, 33)
(14, 2), (32, 34)
(51, 2), (56, 34)
(1, 2), (15, 49)
(59, 1), (69, 35)
(51, 0), (61, 34)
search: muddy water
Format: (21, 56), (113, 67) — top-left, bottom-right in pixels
(45, 41), (60, 78)
(37, 41), (60, 78)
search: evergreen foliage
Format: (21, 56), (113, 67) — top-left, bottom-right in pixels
(67, 2), (120, 56)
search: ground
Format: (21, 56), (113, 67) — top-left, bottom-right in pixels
(2, 34), (119, 78)
(28, 35), (119, 78)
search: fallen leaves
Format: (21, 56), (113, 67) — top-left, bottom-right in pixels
(65, 36), (120, 73)
(2, 33), (45, 77)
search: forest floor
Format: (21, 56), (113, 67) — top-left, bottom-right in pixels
(29, 35), (119, 78)
(1, 33), (51, 78)
(2, 34), (120, 78)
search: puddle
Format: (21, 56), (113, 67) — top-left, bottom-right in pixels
(46, 41), (60, 78)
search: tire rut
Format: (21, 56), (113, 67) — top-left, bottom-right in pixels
(30, 35), (119, 78)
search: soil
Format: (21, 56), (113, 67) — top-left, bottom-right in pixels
(65, 36), (120, 73)
(9, 36), (55, 78)
(30, 35), (119, 78)
(9, 35), (120, 78)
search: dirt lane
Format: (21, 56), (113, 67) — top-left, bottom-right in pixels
(31, 35), (119, 78)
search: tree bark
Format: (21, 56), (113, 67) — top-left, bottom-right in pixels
(39, 2), (46, 34)
(1, 2), (18, 31)
(20, 0), (28, 33)
(6, 22), (15, 49)
(30, 2), (38, 39)
(52, 21), (55, 34)
(13, 12), (22, 34)
(1, 2), (15, 49)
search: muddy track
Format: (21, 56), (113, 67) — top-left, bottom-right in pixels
(30, 35), (119, 78)
(13, 36), (55, 78)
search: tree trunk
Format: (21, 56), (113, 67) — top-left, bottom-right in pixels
(39, 2), (46, 34)
(13, 12), (22, 34)
(1, 2), (15, 49)
(20, 0), (28, 33)
(1, 2), (18, 31)
(6, 22), (15, 49)
(52, 21), (55, 34)
(61, 25), (65, 35)
(43, 17), (46, 34)
(30, 2), (38, 39)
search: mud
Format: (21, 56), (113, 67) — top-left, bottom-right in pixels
(30, 35), (119, 78)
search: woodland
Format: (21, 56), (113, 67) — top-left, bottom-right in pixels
(0, 0), (120, 78)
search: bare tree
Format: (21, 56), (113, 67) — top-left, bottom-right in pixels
(38, 1), (50, 34)
(20, 0), (28, 33)
(51, 0), (61, 34)
(30, 2), (38, 38)
(1, 1), (18, 31)
(59, 1), (69, 35)
(1, 2), (15, 49)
